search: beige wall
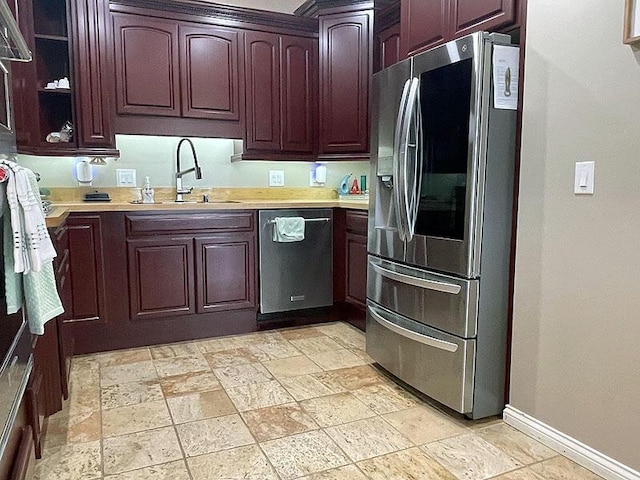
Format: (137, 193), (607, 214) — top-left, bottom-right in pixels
(511, 0), (640, 471)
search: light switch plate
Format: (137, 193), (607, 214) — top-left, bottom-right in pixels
(116, 168), (137, 187)
(574, 161), (595, 195)
(269, 170), (285, 187)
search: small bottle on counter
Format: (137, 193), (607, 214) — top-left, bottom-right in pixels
(142, 176), (155, 204)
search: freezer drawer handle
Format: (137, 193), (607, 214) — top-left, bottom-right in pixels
(371, 263), (462, 294)
(369, 307), (458, 353)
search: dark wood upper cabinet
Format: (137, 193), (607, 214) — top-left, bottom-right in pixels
(71, 0), (116, 148)
(450, 0), (516, 38)
(195, 234), (256, 313)
(244, 31), (281, 151)
(127, 237), (195, 320)
(180, 25), (242, 121)
(280, 35), (316, 154)
(319, 11), (372, 155)
(375, 23), (401, 72)
(400, 0), (517, 56)
(113, 13), (180, 117)
(401, 0), (448, 56)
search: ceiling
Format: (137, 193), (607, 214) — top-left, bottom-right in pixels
(206, 0), (307, 14)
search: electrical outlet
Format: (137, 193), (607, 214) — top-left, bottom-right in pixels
(116, 169), (137, 187)
(269, 170), (285, 187)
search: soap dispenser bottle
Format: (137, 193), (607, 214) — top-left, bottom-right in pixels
(142, 176), (155, 204)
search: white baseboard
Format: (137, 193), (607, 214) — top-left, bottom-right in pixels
(503, 405), (640, 480)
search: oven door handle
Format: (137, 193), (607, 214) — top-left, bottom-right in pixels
(369, 306), (459, 352)
(371, 262), (462, 294)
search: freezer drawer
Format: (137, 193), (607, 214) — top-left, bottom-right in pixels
(366, 301), (475, 414)
(367, 256), (478, 338)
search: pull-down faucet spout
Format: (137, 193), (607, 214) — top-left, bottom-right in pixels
(175, 138), (202, 202)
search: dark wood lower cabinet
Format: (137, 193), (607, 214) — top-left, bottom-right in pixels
(345, 231), (367, 308)
(66, 211), (258, 354)
(195, 234), (256, 313)
(127, 238), (196, 320)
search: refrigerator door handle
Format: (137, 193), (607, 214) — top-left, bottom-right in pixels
(371, 262), (462, 294)
(394, 79), (412, 241)
(399, 78), (420, 242)
(407, 78), (423, 239)
(369, 306), (459, 352)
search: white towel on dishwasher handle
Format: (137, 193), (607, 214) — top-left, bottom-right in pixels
(272, 216), (305, 242)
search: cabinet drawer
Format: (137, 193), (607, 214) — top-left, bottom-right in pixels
(345, 210), (368, 235)
(126, 212), (255, 237)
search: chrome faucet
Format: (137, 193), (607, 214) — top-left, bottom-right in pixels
(175, 138), (203, 202)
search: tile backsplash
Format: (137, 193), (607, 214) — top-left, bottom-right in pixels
(17, 135), (370, 190)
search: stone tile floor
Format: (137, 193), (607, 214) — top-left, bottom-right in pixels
(34, 322), (603, 479)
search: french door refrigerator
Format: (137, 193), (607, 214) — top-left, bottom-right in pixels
(366, 32), (518, 419)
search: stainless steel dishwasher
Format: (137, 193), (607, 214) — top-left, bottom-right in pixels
(259, 209), (333, 314)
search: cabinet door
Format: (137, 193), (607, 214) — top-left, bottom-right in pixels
(450, 0), (516, 38)
(280, 35), (316, 153)
(127, 238), (195, 320)
(113, 13), (180, 116)
(401, 0), (448, 56)
(67, 215), (106, 323)
(195, 234), (256, 313)
(244, 31), (280, 151)
(319, 11), (372, 154)
(376, 23), (401, 72)
(71, 0), (116, 147)
(180, 24), (242, 121)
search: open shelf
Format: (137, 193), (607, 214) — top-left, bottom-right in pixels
(34, 34), (69, 42)
(33, 0), (68, 37)
(38, 88), (72, 95)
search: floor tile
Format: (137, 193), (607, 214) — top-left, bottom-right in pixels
(261, 430), (350, 480)
(279, 326), (326, 341)
(33, 440), (102, 480)
(382, 405), (467, 445)
(349, 347), (375, 363)
(316, 323), (366, 349)
(203, 347), (269, 368)
(69, 359), (100, 390)
(352, 382), (418, 414)
(296, 464), (368, 480)
(197, 335), (248, 353)
(104, 460), (190, 480)
(101, 380), (164, 409)
(167, 389), (236, 424)
(476, 423), (557, 464)
(312, 364), (387, 391)
(252, 340), (303, 359)
(226, 379), (295, 412)
(300, 392), (376, 427)
(102, 399), (172, 437)
(492, 467), (546, 480)
(96, 348), (152, 368)
(159, 371), (221, 397)
(325, 417), (413, 462)
(153, 354), (210, 378)
(44, 410), (102, 449)
(421, 432), (521, 480)
(187, 444), (279, 480)
(68, 386), (101, 416)
(280, 374), (348, 401)
(290, 335), (344, 355)
(307, 349), (368, 371)
(242, 402), (318, 441)
(100, 360), (158, 387)
(358, 447), (457, 480)
(175, 414), (254, 457)
(263, 355), (323, 379)
(103, 426), (183, 475)
(213, 362), (273, 388)
(529, 455), (604, 479)
(150, 342), (201, 359)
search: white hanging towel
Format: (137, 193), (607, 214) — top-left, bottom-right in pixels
(272, 217), (305, 242)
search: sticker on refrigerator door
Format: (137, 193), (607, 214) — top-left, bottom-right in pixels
(492, 45), (520, 110)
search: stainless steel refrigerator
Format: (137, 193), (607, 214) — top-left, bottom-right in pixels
(366, 32), (518, 419)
